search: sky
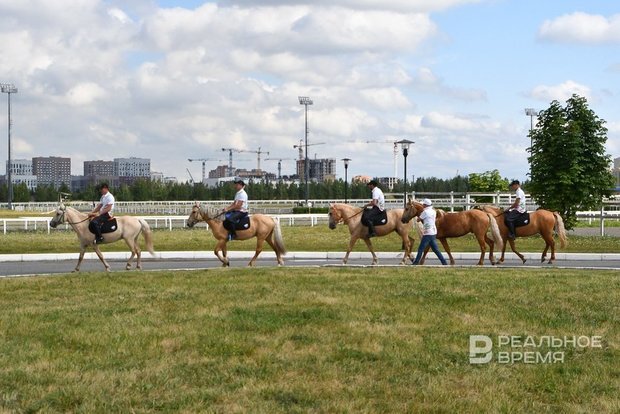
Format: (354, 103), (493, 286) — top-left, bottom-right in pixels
(1, 0), (619, 184)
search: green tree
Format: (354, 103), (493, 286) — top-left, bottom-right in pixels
(13, 183), (31, 202)
(528, 94), (615, 229)
(468, 169), (509, 203)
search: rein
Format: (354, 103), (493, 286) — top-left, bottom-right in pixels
(58, 210), (92, 225)
(334, 207), (363, 224)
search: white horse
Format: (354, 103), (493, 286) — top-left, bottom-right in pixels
(49, 204), (155, 272)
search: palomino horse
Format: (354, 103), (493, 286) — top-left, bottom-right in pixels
(186, 202), (286, 267)
(328, 203), (415, 265)
(478, 206), (568, 264)
(401, 200), (503, 265)
(49, 204), (154, 272)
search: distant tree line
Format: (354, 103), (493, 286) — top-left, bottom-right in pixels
(0, 175), (476, 203)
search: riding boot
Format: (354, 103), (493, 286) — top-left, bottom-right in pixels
(94, 224), (104, 244)
(367, 222), (376, 238)
(507, 222), (516, 240)
(228, 231), (236, 241)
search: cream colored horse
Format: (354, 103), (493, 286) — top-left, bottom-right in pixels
(328, 203), (415, 265)
(186, 202), (286, 267)
(49, 204), (154, 272)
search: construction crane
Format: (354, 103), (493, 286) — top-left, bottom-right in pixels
(265, 158), (295, 180)
(186, 168), (195, 185)
(221, 148), (246, 177)
(188, 158), (219, 182)
(293, 139), (326, 160)
(347, 139), (399, 179)
(243, 146), (270, 171)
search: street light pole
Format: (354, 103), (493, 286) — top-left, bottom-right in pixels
(1, 83), (17, 209)
(298, 96), (313, 206)
(342, 158), (351, 203)
(524, 108), (537, 151)
(396, 139), (414, 208)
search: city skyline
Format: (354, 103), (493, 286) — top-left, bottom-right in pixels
(0, 0), (618, 184)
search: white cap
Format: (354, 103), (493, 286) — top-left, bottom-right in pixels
(422, 198), (432, 206)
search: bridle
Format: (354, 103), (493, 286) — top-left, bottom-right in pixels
(55, 208), (91, 225)
(330, 207), (362, 225)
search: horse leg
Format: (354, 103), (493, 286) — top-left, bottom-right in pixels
(506, 238), (526, 264)
(362, 238), (378, 265)
(248, 238), (265, 267)
(420, 245), (430, 265)
(343, 236), (359, 265)
(214, 240), (229, 267)
(542, 231), (555, 264)
(474, 234), (486, 266)
(124, 239), (137, 270)
(74, 246), (87, 272)
(439, 238), (455, 265)
(398, 232), (412, 265)
(485, 235), (496, 265)
(93, 245), (111, 272)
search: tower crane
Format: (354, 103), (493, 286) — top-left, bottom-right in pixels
(187, 158), (219, 182)
(242, 146), (270, 171)
(293, 139), (326, 160)
(221, 148), (245, 176)
(186, 168), (195, 185)
(264, 158), (295, 180)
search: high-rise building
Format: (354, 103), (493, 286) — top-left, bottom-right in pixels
(6, 159), (37, 190)
(114, 157), (150, 178)
(32, 156), (71, 189)
(296, 158), (336, 182)
(84, 160), (114, 176)
(613, 157), (620, 189)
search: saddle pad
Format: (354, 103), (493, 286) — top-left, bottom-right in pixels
(88, 218), (118, 234)
(223, 215), (251, 231)
(505, 212), (530, 228)
(362, 210), (388, 227)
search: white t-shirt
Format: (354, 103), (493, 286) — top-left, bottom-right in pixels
(371, 187), (385, 211)
(99, 192), (115, 216)
(513, 188), (526, 213)
(420, 207), (437, 236)
(234, 189), (248, 212)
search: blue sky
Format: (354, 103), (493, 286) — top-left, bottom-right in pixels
(1, 0), (618, 184)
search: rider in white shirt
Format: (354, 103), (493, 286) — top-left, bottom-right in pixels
(362, 180), (385, 238)
(505, 179), (527, 239)
(223, 179), (249, 240)
(88, 183), (115, 244)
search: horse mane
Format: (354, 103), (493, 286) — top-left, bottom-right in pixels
(435, 208), (446, 218)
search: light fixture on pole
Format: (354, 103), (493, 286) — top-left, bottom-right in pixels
(342, 158), (351, 203)
(298, 96), (313, 206)
(1, 83), (17, 209)
(524, 108), (537, 150)
(396, 139), (414, 207)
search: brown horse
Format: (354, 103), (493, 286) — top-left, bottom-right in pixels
(186, 202), (286, 267)
(401, 200), (503, 265)
(478, 205), (568, 264)
(328, 203), (415, 265)
(49, 204), (155, 272)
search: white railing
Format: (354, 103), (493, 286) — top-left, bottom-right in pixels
(2, 210), (619, 235)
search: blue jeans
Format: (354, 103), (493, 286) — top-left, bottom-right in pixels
(412, 235), (447, 265)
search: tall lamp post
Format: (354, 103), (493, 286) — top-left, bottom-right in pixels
(396, 139), (414, 207)
(1, 83), (17, 209)
(524, 108), (537, 150)
(342, 158), (351, 203)
(299, 96), (313, 206)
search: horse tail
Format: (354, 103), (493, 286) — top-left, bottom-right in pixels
(272, 217), (287, 256)
(486, 212), (503, 252)
(139, 218), (155, 255)
(553, 212), (568, 249)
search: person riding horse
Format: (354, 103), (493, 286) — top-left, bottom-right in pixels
(362, 180), (385, 238)
(223, 178), (249, 240)
(88, 183), (114, 244)
(505, 179), (527, 240)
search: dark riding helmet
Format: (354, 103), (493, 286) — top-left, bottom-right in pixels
(509, 179), (520, 187)
(367, 180), (378, 187)
(98, 183), (109, 190)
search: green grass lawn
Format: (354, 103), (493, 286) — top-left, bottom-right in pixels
(0, 225), (618, 254)
(0, 267), (618, 412)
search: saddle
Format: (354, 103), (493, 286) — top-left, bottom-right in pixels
(504, 211), (530, 228)
(223, 215), (251, 232)
(88, 217), (118, 234)
(361, 210), (388, 227)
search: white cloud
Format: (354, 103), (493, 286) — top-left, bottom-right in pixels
(527, 80), (592, 102)
(538, 12), (620, 44)
(220, 0), (482, 13)
(412, 67), (487, 101)
(65, 82), (107, 106)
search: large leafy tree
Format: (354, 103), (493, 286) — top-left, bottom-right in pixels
(528, 94), (614, 229)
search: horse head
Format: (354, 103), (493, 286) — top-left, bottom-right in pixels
(328, 203), (341, 230)
(186, 202), (205, 228)
(49, 203), (67, 228)
(401, 200), (424, 223)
